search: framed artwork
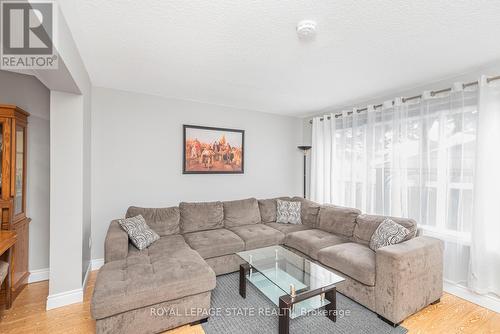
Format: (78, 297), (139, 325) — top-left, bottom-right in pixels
(183, 125), (244, 174)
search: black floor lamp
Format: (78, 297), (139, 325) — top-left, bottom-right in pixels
(297, 145), (312, 198)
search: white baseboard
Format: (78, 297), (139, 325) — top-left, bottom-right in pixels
(46, 288), (83, 310)
(91, 258), (104, 271)
(444, 281), (500, 313)
(44, 264), (91, 310)
(28, 268), (50, 283)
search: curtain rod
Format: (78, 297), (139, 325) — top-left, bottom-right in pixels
(308, 75), (500, 124)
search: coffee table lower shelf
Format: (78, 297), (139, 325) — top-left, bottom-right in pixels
(239, 263), (337, 334)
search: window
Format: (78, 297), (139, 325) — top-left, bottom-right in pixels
(311, 90), (478, 241)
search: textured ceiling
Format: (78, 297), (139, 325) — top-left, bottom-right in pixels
(58, 0), (500, 116)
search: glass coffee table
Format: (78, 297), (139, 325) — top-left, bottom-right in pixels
(237, 245), (345, 334)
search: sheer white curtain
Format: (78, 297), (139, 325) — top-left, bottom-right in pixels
(310, 77), (500, 298)
(470, 76), (500, 296)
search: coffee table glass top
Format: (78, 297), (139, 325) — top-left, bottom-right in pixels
(237, 245), (345, 318)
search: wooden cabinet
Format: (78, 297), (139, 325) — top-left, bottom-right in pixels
(0, 105), (30, 306)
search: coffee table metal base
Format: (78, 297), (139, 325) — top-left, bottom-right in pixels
(239, 264), (337, 334)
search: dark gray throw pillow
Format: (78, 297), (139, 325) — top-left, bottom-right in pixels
(369, 218), (410, 251)
(118, 215), (160, 250)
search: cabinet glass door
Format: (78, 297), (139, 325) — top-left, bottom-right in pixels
(14, 125), (25, 215)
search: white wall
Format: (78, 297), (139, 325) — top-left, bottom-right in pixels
(44, 5), (92, 308)
(53, 5), (93, 283)
(91, 87), (303, 260)
(49, 91), (84, 299)
(0, 70), (50, 272)
(82, 88), (91, 282)
(48, 88), (90, 308)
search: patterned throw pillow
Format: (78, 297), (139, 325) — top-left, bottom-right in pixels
(276, 200), (301, 224)
(369, 218), (410, 251)
(118, 215), (160, 250)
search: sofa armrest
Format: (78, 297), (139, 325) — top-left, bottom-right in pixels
(375, 236), (444, 324)
(104, 220), (129, 263)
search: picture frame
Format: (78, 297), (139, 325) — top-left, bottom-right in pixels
(183, 124), (245, 174)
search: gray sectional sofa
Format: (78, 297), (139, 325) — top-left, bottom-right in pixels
(91, 196), (444, 334)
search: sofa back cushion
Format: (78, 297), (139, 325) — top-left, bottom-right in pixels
(179, 201), (224, 233)
(354, 214), (417, 246)
(223, 198), (261, 227)
(291, 197), (321, 228)
(126, 206), (180, 236)
(318, 205), (361, 238)
(258, 197), (291, 223)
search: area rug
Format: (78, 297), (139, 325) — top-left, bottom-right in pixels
(202, 272), (407, 334)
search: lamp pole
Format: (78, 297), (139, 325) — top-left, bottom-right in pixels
(297, 146), (312, 198)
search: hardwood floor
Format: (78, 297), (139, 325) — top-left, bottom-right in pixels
(403, 292), (500, 333)
(0, 271), (498, 333)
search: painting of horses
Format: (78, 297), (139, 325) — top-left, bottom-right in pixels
(183, 125), (244, 174)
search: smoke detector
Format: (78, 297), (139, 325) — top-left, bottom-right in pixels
(296, 20), (317, 41)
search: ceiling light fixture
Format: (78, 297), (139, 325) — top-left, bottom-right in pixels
(296, 20), (317, 41)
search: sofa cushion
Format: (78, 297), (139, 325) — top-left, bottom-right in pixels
(183, 228), (245, 259)
(291, 197), (321, 228)
(354, 214), (417, 246)
(265, 222), (312, 235)
(118, 215), (160, 250)
(105, 220), (129, 263)
(91, 247), (216, 320)
(318, 205), (361, 238)
(126, 206), (180, 236)
(229, 224), (285, 250)
(258, 197), (291, 223)
(318, 243), (376, 286)
(223, 198), (261, 227)
(285, 229), (348, 260)
(179, 201), (224, 233)
(127, 234), (190, 260)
